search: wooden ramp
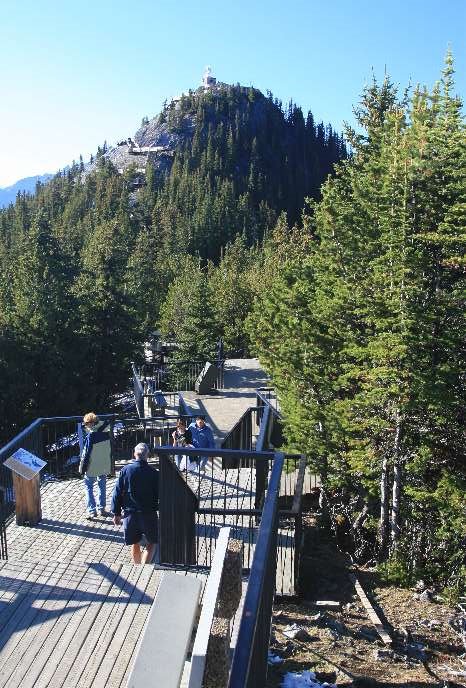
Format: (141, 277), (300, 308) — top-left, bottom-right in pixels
(182, 358), (269, 443)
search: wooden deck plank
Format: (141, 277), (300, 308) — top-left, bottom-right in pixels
(30, 564), (120, 688)
(1, 564), (91, 688)
(60, 563), (145, 688)
(5, 564), (95, 687)
(0, 561), (67, 675)
(0, 560), (51, 613)
(93, 566), (160, 688)
(20, 565), (108, 688)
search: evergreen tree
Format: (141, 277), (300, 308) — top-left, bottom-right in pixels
(73, 219), (140, 408)
(159, 258), (218, 361)
(7, 209), (79, 418)
(208, 235), (256, 355)
(248, 61), (466, 589)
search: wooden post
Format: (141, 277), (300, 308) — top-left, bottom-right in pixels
(12, 472), (41, 526)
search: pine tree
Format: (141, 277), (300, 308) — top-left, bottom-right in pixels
(158, 258), (218, 362)
(248, 61), (465, 587)
(8, 208), (79, 417)
(73, 218), (140, 408)
(208, 235), (256, 355)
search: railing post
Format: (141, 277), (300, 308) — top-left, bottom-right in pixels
(0, 504), (7, 560)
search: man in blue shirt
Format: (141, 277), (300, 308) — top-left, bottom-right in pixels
(188, 416), (216, 472)
(111, 443), (159, 564)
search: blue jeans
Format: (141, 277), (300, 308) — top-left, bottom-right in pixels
(84, 475), (106, 513)
(193, 456), (208, 470)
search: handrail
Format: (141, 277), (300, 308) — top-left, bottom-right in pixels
(228, 452), (284, 688)
(155, 447), (276, 460)
(0, 418), (43, 462)
(220, 406), (256, 448)
(133, 358), (225, 394)
(256, 388), (279, 411)
(255, 404), (271, 452)
(132, 362), (145, 417)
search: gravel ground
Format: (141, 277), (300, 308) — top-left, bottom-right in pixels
(266, 513), (465, 688)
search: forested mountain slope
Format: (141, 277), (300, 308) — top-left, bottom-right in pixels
(0, 83), (346, 440)
(0, 174), (53, 208)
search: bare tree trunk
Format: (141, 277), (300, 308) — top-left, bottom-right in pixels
(379, 455), (390, 557)
(390, 460), (402, 550)
(390, 414), (403, 552)
(353, 504), (369, 531)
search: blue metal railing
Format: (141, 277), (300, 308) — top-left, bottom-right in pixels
(229, 452), (284, 688)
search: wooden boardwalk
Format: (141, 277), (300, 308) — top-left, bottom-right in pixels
(182, 358), (270, 442)
(0, 359), (304, 685)
(0, 469), (261, 687)
(0, 559), (162, 688)
(1, 479), (208, 688)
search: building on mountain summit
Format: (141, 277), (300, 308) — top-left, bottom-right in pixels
(202, 66), (217, 90)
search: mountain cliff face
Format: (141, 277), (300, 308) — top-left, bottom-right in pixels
(0, 78), (347, 440)
(82, 82), (347, 258)
(90, 92), (199, 178)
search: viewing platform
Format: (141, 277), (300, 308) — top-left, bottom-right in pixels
(0, 357), (315, 687)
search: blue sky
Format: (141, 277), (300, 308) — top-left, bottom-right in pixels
(1, 0), (465, 186)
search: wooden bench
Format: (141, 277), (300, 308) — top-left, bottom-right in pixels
(126, 572), (202, 688)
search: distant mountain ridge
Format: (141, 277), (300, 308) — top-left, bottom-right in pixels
(0, 174), (53, 208)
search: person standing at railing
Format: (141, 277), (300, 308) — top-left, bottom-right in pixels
(79, 412), (112, 519)
(188, 416), (215, 473)
(171, 418), (194, 471)
(111, 443), (159, 564)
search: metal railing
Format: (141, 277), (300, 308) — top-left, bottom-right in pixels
(0, 414), (197, 514)
(133, 358), (225, 396)
(229, 452), (284, 688)
(154, 446), (279, 572)
(132, 363), (144, 417)
(256, 387), (279, 411)
(221, 395), (307, 596)
(221, 407), (257, 468)
(0, 418), (43, 519)
(0, 506), (7, 560)
(0, 413), (293, 682)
